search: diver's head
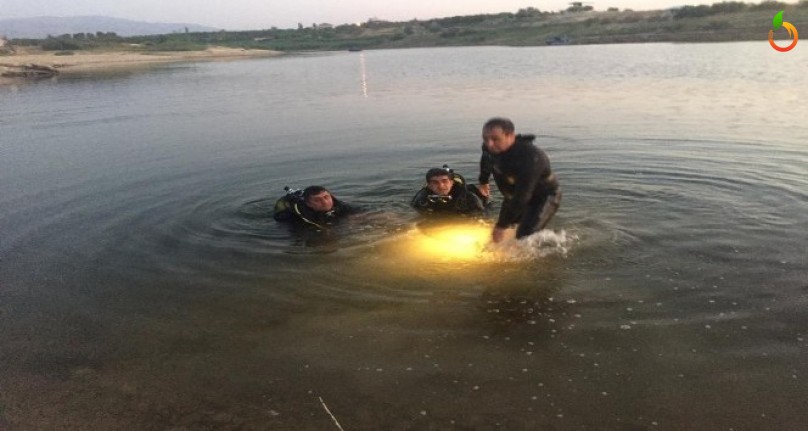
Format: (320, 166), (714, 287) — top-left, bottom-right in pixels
(303, 186), (334, 212)
(425, 166), (454, 196)
(482, 117), (517, 155)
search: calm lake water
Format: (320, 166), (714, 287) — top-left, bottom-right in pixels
(2, 43), (807, 430)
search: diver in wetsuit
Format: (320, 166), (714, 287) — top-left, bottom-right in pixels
(477, 117), (561, 243)
(273, 185), (358, 230)
(411, 165), (487, 215)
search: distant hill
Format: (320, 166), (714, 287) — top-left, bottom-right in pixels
(0, 16), (219, 39)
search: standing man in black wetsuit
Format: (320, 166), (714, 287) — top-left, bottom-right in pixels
(476, 117), (561, 243)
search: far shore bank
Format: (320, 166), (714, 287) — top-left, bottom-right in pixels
(0, 46), (283, 85)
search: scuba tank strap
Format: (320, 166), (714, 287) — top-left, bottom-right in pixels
(292, 202), (328, 230)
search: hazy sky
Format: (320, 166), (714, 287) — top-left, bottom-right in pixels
(1, 0), (724, 30)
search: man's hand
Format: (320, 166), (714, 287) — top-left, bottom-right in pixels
(491, 226), (506, 243)
(477, 184), (490, 197)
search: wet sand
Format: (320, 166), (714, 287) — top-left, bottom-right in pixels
(0, 46), (282, 83)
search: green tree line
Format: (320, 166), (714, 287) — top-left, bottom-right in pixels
(8, 0), (808, 53)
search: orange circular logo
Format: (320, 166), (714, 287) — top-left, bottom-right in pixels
(769, 11), (798, 52)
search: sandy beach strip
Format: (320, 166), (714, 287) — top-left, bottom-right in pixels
(0, 46), (282, 82)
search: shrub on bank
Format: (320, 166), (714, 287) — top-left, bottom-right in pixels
(40, 39), (81, 51)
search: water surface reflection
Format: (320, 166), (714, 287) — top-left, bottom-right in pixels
(2, 43), (807, 430)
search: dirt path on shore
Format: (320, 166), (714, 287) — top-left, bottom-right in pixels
(0, 46), (282, 83)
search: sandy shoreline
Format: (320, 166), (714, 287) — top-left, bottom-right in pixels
(0, 46), (282, 83)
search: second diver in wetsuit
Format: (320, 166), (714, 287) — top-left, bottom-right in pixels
(411, 165), (488, 216)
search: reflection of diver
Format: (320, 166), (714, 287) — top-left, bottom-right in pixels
(480, 288), (559, 332)
(478, 263), (566, 331)
(411, 165), (490, 216)
(274, 186), (359, 230)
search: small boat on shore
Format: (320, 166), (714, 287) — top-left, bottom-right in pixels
(545, 36), (571, 46)
(0, 63), (60, 78)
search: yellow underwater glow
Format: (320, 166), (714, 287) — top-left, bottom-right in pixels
(409, 223), (492, 262)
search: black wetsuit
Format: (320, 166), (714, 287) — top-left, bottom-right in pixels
(479, 134), (561, 238)
(275, 196), (358, 230)
(411, 175), (486, 215)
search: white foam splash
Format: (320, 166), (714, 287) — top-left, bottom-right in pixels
(481, 229), (575, 262)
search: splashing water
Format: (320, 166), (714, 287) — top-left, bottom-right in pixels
(481, 229), (574, 263)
